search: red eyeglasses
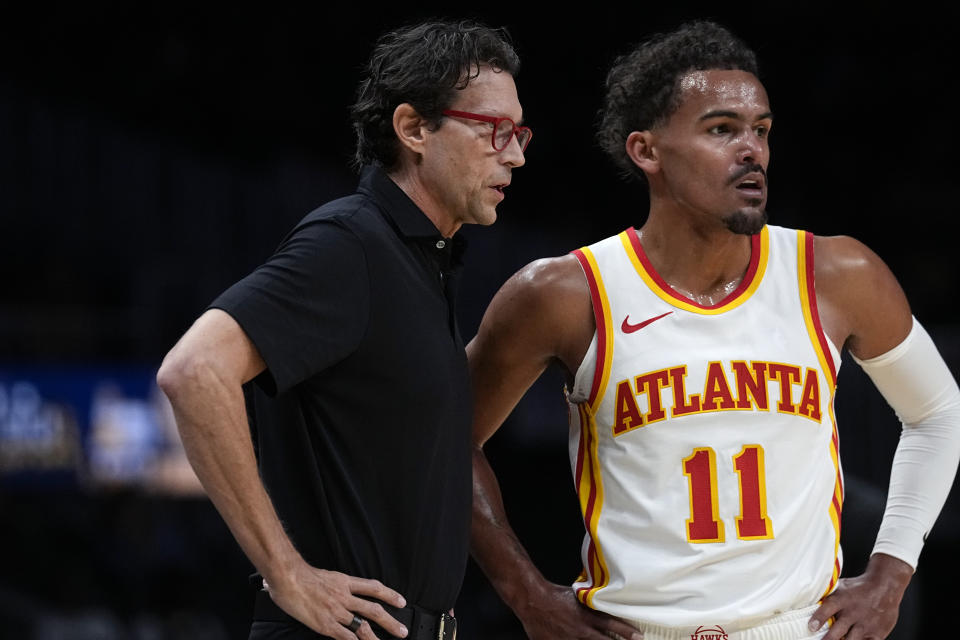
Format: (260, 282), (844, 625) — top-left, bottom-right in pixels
(442, 110), (532, 152)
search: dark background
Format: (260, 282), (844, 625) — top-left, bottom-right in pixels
(1, 3), (958, 639)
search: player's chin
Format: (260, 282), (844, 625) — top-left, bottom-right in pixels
(723, 207), (767, 236)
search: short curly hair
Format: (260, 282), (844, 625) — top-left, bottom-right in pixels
(351, 19), (520, 171)
(597, 20), (759, 183)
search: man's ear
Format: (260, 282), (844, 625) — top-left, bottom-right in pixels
(625, 130), (660, 175)
(393, 103), (427, 156)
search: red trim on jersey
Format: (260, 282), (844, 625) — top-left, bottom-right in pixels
(803, 232), (837, 386)
(624, 226), (762, 309)
(577, 538), (603, 603)
(832, 427), (844, 499)
(574, 408), (587, 497)
(574, 404), (601, 601)
(573, 248), (609, 407)
(581, 415), (600, 548)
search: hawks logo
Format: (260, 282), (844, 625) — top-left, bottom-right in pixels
(691, 625), (728, 640)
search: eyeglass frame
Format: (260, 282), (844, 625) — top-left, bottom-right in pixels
(441, 110), (532, 152)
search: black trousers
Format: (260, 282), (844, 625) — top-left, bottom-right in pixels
(249, 620), (330, 639)
(248, 590), (402, 639)
(249, 619), (402, 639)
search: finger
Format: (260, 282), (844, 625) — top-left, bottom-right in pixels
(326, 622), (355, 640)
(820, 618), (850, 640)
(332, 612), (364, 640)
(809, 601), (841, 636)
(842, 625), (866, 640)
(598, 618), (644, 640)
(572, 629), (614, 640)
(350, 600), (409, 638)
(355, 618), (379, 640)
(577, 623), (633, 640)
(349, 577), (407, 608)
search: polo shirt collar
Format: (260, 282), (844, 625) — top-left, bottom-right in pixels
(358, 165), (448, 239)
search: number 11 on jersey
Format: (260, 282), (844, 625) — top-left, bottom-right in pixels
(683, 445), (774, 543)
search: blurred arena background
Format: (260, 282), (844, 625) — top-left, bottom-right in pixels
(1, 3), (957, 638)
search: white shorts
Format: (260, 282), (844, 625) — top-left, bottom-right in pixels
(620, 605), (828, 640)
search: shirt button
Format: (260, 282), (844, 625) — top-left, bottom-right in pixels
(435, 240), (446, 249)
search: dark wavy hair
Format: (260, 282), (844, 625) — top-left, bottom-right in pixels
(597, 20), (759, 183)
(350, 19), (520, 170)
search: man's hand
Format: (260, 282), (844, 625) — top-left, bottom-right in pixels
(265, 564), (409, 639)
(515, 581), (642, 640)
(809, 554), (912, 640)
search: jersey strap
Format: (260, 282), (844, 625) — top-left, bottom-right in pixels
(570, 245), (615, 607)
(797, 229), (843, 595)
(572, 246), (615, 411)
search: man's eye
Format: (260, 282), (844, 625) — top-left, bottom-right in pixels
(755, 126), (769, 138)
(709, 124), (730, 135)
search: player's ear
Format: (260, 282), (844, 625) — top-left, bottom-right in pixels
(393, 103), (428, 156)
(625, 130), (660, 175)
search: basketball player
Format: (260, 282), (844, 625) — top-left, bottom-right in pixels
(467, 21), (960, 640)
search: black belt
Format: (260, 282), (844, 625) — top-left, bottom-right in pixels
(252, 584), (457, 640)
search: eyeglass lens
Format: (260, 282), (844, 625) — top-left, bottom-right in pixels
(494, 120), (530, 151)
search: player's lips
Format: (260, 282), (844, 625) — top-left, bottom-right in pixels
(490, 180), (510, 201)
(733, 171), (765, 198)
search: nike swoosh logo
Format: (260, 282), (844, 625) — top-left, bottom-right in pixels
(622, 311), (673, 333)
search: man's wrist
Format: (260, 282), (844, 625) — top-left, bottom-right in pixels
(500, 571), (557, 617)
(865, 552), (913, 593)
(260, 545), (308, 591)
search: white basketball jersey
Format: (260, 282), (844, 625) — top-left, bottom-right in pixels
(567, 225), (843, 629)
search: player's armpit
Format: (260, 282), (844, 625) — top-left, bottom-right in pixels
(812, 234), (913, 359)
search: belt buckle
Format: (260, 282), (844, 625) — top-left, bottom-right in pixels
(437, 612), (457, 640)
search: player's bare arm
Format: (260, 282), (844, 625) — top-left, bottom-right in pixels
(812, 235), (913, 359)
(811, 235), (939, 640)
(156, 310), (408, 640)
(468, 255), (642, 640)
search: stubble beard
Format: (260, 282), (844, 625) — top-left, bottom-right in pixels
(723, 204), (768, 236)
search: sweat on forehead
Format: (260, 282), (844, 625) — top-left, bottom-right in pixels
(675, 70), (768, 106)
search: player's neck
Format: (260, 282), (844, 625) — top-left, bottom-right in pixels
(637, 211), (755, 306)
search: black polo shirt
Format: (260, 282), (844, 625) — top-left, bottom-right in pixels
(211, 166), (472, 613)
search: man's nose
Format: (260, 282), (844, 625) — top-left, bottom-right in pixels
(500, 133), (526, 168)
(737, 131), (766, 165)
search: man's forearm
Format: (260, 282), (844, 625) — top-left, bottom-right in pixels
(853, 319), (960, 567)
(471, 447), (553, 612)
(159, 358), (303, 583)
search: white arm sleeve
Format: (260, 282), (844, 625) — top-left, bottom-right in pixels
(852, 317), (960, 569)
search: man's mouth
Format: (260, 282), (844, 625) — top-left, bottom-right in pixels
(729, 164), (766, 192)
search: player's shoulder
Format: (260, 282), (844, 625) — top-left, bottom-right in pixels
(514, 253), (585, 287)
(480, 254), (591, 328)
(507, 228), (628, 297)
(809, 233), (912, 357)
(811, 233), (886, 281)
